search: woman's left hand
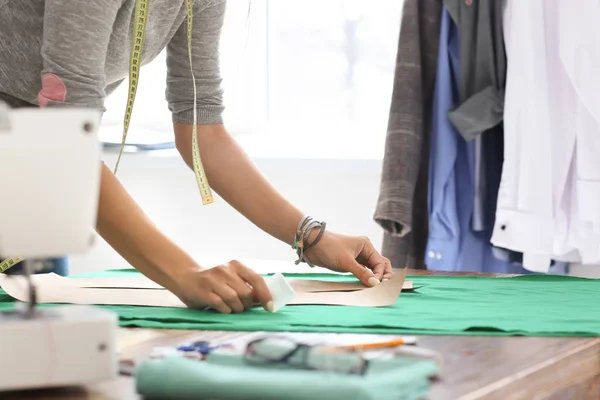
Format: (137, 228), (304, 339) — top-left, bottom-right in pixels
(303, 231), (394, 287)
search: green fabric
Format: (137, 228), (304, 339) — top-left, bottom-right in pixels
(135, 351), (438, 400)
(0, 269), (599, 337)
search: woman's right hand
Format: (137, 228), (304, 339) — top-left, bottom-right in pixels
(172, 260), (274, 314)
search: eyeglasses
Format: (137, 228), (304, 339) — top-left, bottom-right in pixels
(243, 336), (369, 375)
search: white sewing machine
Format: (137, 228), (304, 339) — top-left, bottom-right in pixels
(0, 102), (118, 392)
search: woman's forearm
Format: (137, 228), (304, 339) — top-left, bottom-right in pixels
(174, 123), (303, 246)
(96, 163), (200, 291)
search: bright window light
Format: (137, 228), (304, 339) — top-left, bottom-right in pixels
(100, 0), (403, 160)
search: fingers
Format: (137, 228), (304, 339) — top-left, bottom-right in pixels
(382, 257), (394, 280)
(382, 260), (394, 281)
(342, 257), (379, 287)
(226, 279), (255, 310)
(206, 292), (232, 314)
(356, 237), (393, 280)
(233, 262), (273, 312)
(214, 261), (263, 313)
(203, 261), (272, 313)
(371, 262), (386, 281)
(213, 284), (245, 313)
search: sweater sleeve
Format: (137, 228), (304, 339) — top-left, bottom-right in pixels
(39, 0), (121, 110)
(166, 0), (226, 125)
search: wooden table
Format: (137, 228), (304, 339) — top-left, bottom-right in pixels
(4, 270), (600, 400)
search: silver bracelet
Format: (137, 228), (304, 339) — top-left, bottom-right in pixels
(292, 216), (326, 267)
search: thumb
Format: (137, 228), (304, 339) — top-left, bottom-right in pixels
(344, 258), (380, 287)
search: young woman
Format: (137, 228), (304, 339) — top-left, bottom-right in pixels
(0, 0), (393, 313)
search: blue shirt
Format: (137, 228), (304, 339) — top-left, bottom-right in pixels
(426, 8), (528, 274)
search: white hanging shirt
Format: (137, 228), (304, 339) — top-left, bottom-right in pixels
(492, 0), (600, 272)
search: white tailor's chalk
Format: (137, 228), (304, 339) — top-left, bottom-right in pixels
(264, 273), (295, 312)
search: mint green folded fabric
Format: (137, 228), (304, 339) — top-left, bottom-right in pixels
(135, 352), (438, 400)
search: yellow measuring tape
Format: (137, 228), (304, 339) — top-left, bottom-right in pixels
(0, 257), (24, 273)
(115, 0), (214, 205)
(0, 0), (214, 274)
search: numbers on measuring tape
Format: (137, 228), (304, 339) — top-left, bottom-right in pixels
(0, 257), (24, 273)
(113, 0), (148, 175)
(114, 0), (214, 205)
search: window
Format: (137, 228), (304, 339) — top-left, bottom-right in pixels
(100, 0), (403, 159)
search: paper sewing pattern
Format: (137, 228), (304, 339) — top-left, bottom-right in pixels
(0, 269), (408, 308)
(290, 279), (414, 292)
(0, 273), (413, 291)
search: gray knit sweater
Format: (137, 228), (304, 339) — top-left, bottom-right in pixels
(0, 0), (226, 124)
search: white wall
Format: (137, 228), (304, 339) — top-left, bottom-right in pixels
(70, 150), (600, 278)
(70, 151), (385, 274)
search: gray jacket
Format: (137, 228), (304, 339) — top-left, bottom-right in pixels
(374, 0), (442, 269)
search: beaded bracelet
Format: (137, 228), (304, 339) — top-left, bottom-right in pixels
(292, 216), (327, 267)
